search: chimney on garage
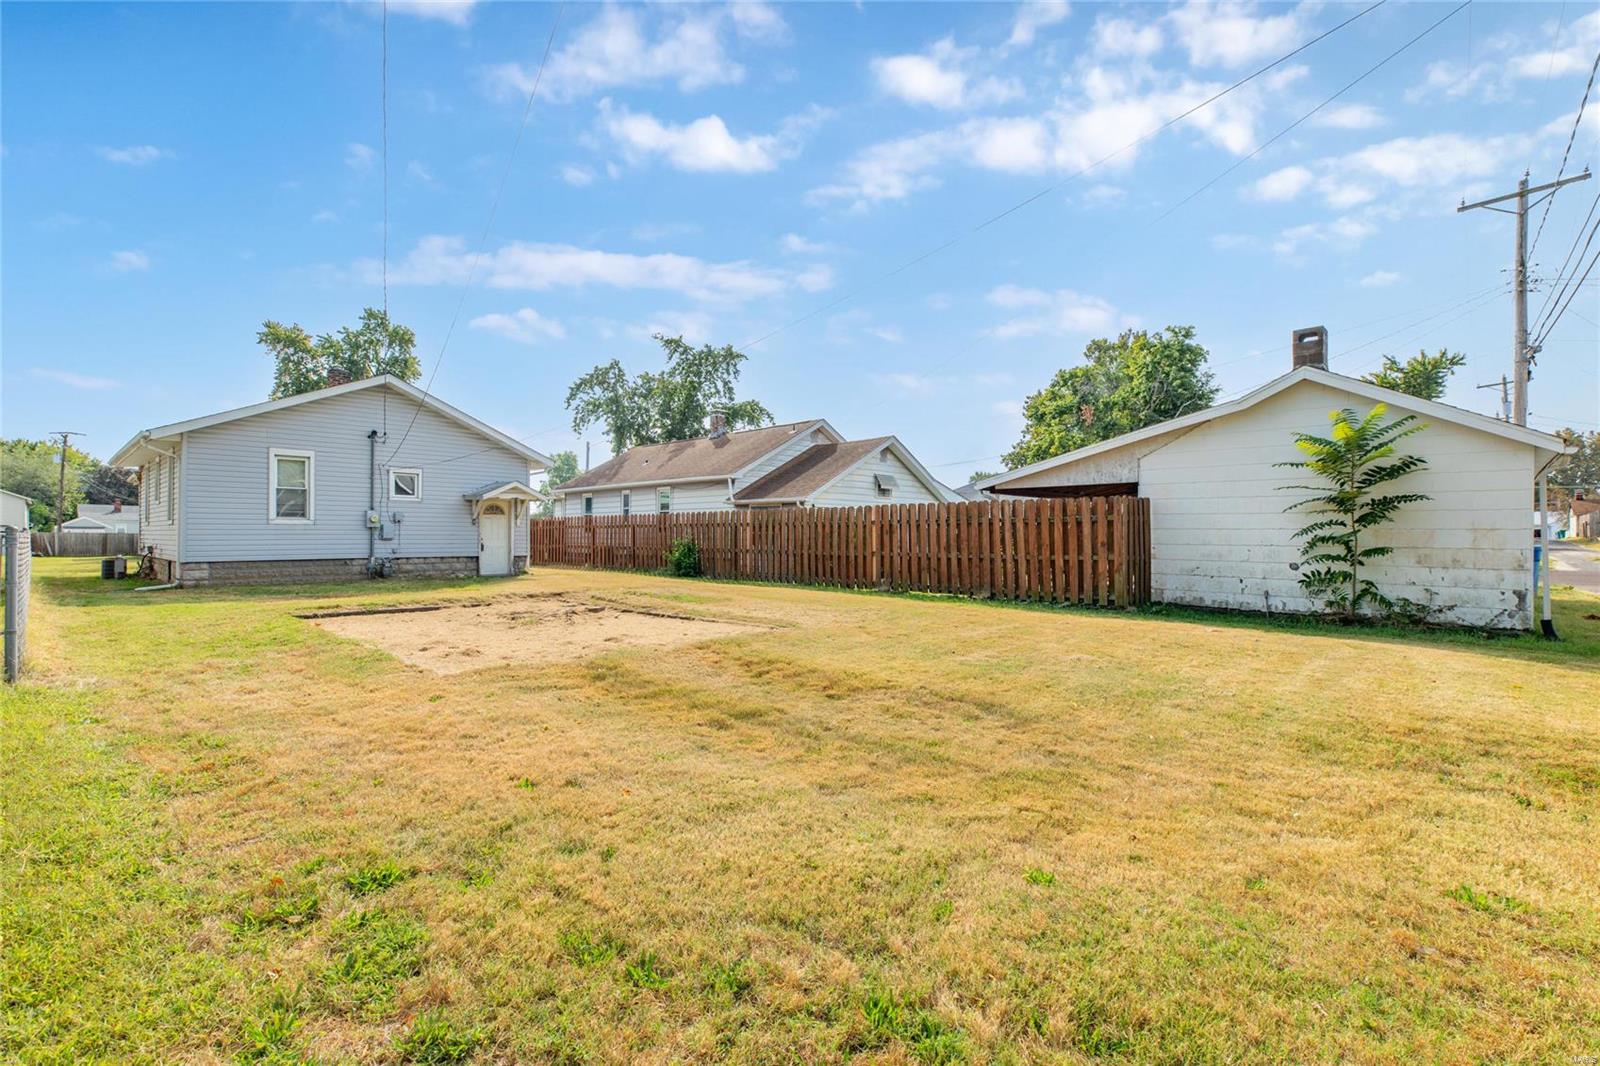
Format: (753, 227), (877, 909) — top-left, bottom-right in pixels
(708, 409), (728, 439)
(327, 366), (353, 387)
(1292, 326), (1328, 371)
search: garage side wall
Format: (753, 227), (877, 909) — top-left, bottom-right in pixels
(1140, 381), (1534, 629)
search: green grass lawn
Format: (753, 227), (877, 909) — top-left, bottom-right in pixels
(4, 558), (1598, 1064)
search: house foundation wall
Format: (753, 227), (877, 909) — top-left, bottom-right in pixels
(177, 556), (527, 587)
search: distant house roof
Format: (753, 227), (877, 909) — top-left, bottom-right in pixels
(0, 488), (32, 504)
(733, 438), (892, 502)
(109, 374), (552, 469)
(78, 503), (136, 517)
(557, 420), (838, 493)
(1573, 498), (1600, 516)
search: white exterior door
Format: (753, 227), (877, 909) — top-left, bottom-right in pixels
(479, 503), (511, 576)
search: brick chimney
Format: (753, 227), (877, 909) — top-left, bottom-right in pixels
(708, 409), (728, 439)
(1292, 326), (1328, 371)
(327, 366), (353, 387)
(112, 499), (122, 513)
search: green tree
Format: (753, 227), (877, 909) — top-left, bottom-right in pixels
(1359, 348), (1467, 401)
(566, 334), (773, 454)
(1, 437), (93, 530)
(258, 308), (420, 399)
(1003, 326), (1217, 468)
(1277, 404), (1430, 621)
(83, 460), (138, 505)
(536, 450), (579, 517)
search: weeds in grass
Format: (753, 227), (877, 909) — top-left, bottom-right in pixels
(705, 959), (752, 999)
(1070, 997), (1132, 1055)
(930, 899), (954, 922)
(599, 845), (617, 863)
(553, 837), (590, 857)
(860, 987), (967, 1063)
(623, 951), (671, 990)
(321, 909), (426, 1014)
(1447, 884), (1528, 914)
(237, 1003), (301, 1062)
(514, 777), (537, 791)
(234, 880), (320, 934)
(343, 859), (411, 896)
(1245, 875), (1268, 890)
(1024, 868), (1056, 887)
(395, 1009), (483, 1064)
(559, 928), (624, 966)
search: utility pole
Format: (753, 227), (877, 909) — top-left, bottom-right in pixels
(50, 431), (81, 553)
(1475, 376), (1511, 421)
(1458, 167), (1590, 426)
(584, 441), (591, 472)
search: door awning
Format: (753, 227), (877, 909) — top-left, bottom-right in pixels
(462, 481), (543, 503)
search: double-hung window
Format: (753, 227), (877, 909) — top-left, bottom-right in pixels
(657, 486), (672, 513)
(583, 494), (594, 516)
(269, 449), (314, 522)
(621, 491), (631, 516)
(389, 468), (422, 501)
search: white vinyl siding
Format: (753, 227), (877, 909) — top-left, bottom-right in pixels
(139, 445), (182, 561)
(179, 385), (533, 562)
(732, 426), (829, 487)
(813, 448), (943, 508)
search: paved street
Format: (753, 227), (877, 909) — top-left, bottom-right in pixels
(1548, 540), (1600, 594)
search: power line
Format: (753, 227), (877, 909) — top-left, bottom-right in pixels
(385, 4), (564, 463)
(1532, 209), (1600, 346)
(1533, 228), (1600, 347)
(1528, 45), (1599, 260)
(1154, 1), (1470, 222)
(736, 0), (1387, 353)
(1532, 182), (1599, 326)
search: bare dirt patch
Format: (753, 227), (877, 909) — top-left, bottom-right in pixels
(307, 594), (766, 674)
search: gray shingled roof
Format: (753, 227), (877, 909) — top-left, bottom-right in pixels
(732, 438), (891, 502)
(557, 420), (823, 491)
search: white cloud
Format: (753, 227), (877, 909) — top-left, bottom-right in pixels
(794, 263), (836, 293)
(641, 310), (716, 345)
(632, 221), (700, 242)
(1248, 165), (1314, 201)
(468, 307), (566, 344)
(812, 64), (1269, 209)
(1310, 103), (1384, 130)
(407, 160), (440, 188)
(485, 4), (787, 102)
(109, 250), (150, 272)
(378, 235), (811, 304)
(871, 38), (1021, 110)
(312, 209), (339, 224)
(1359, 270), (1402, 288)
(1409, 10), (1600, 101)
(345, 142), (375, 171)
(1091, 16), (1162, 58)
(598, 100), (826, 173)
(1168, 0), (1309, 68)
(780, 233), (832, 255)
(95, 144), (169, 166)
(1006, 1), (1070, 49)
(385, 0), (476, 24)
(984, 285), (1128, 338)
(31, 367), (122, 390)
(560, 163), (596, 187)
(1272, 217), (1377, 258)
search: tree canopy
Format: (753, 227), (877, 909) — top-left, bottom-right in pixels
(1002, 326), (1218, 469)
(1359, 348), (1467, 401)
(259, 308), (420, 399)
(536, 450), (579, 517)
(566, 335), (773, 454)
(0, 438), (135, 530)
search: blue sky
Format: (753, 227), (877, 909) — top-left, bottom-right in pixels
(3, 1), (1597, 484)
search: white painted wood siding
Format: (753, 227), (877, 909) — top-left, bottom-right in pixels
(813, 448), (944, 507)
(180, 385), (533, 562)
(1138, 380), (1536, 628)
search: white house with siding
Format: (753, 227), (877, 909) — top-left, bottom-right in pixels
(1, 489), (31, 530)
(63, 501), (140, 534)
(109, 375), (550, 585)
(975, 361), (1572, 630)
(551, 415), (957, 516)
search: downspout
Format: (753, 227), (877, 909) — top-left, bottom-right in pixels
(368, 430), (379, 574)
(1536, 451), (1563, 639)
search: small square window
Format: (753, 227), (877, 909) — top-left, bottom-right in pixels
(389, 468), (422, 501)
(657, 486), (672, 513)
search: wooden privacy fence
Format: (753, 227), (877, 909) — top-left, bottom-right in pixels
(30, 531), (139, 557)
(529, 497), (1151, 607)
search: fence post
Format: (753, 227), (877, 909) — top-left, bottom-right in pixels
(3, 526), (28, 683)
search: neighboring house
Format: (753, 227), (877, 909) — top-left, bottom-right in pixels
(975, 350), (1572, 630)
(952, 481), (988, 502)
(63, 501), (140, 535)
(109, 374), (550, 586)
(0, 489), (31, 530)
(551, 414), (957, 516)
(1571, 495), (1599, 539)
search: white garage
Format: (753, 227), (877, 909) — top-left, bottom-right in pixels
(976, 362), (1573, 630)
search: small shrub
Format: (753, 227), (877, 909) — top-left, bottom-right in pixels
(396, 1009), (483, 1064)
(344, 858), (410, 896)
(1024, 868), (1056, 887)
(666, 538), (701, 577)
(623, 951), (671, 989)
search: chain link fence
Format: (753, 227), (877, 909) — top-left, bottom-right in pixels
(3, 525), (31, 682)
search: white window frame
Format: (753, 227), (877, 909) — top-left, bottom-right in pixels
(388, 467), (423, 502)
(621, 490), (631, 516)
(657, 486), (671, 513)
(582, 494), (594, 515)
(168, 457), (177, 522)
(268, 448), (315, 523)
